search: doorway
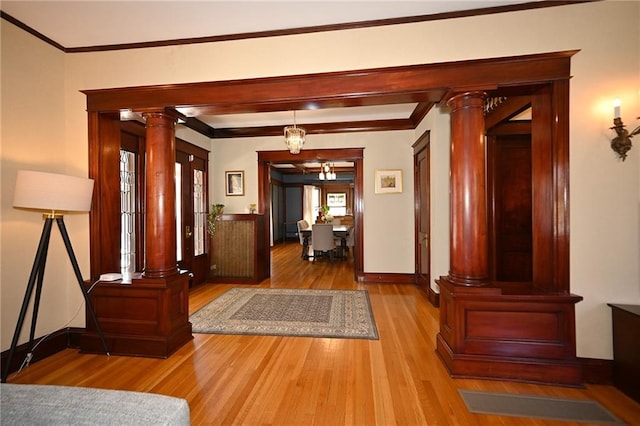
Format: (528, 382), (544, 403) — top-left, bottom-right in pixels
(413, 131), (431, 295)
(175, 140), (210, 285)
(257, 148), (364, 281)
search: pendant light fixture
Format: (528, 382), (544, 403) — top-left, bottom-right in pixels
(318, 162), (336, 180)
(284, 111), (306, 154)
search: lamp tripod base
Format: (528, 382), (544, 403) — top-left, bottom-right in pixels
(1, 217), (109, 383)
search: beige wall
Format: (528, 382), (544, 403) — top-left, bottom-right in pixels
(2, 1), (639, 360)
(210, 130), (417, 273)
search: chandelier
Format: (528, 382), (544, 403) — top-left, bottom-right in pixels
(284, 111), (306, 154)
(318, 162), (336, 180)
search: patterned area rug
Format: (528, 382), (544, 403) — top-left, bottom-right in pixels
(459, 390), (624, 424)
(190, 288), (379, 339)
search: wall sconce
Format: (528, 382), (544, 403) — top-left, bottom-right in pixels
(610, 99), (639, 161)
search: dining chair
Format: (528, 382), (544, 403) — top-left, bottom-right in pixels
(296, 219), (309, 245)
(311, 223), (335, 262)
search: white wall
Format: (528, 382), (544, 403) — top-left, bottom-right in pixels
(2, 1), (639, 360)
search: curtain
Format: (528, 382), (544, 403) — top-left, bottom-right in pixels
(303, 185), (315, 225)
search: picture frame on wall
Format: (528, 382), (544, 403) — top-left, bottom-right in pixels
(225, 170), (244, 196)
(374, 169), (403, 194)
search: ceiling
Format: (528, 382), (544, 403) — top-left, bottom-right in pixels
(1, 0), (545, 138)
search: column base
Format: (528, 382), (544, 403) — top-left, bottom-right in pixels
(436, 277), (583, 386)
(80, 272), (192, 358)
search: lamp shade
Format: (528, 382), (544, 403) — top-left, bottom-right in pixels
(13, 170), (94, 213)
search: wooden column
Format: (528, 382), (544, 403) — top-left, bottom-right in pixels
(143, 111), (178, 278)
(446, 91), (488, 286)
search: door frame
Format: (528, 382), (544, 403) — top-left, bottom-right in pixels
(413, 130), (433, 301)
(258, 148), (364, 281)
(175, 139), (210, 285)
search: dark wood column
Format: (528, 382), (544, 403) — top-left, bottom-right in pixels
(143, 111), (179, 278)
(446, 91), (488, 286)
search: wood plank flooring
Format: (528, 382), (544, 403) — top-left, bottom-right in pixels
(7, 242), (640, 425)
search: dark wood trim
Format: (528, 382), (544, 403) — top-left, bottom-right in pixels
(551, 79), (571, 293)
(410, 102), (436, 126)
(486, 121), (532, 135)
(579, 357), (613, 385)
(212, 119), (415, 138)
(88, 112), (122, 280)
(0, 328), (83, 378)
(427, 287), (440, 307)
(258, 149), (364, 281)
(413, 129), (432, 295)
(1, 3), (595, 53)
(359, 273), (416, 284)
(485, 96), (531, 130)
(82, 51), (577, 114)
(0, 11), (66, 51)
(258, 148), (365, 163)
(182, 117), (217, 138)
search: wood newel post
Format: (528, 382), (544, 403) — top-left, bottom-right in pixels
(447, 91), (489, 286)
(143, 111), (179, 278)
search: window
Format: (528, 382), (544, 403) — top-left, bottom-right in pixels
(120, 150), (137, 276)
(326, 192), (347, 216)
(193, 169), (206, 256)
(175, 162), (183, 262)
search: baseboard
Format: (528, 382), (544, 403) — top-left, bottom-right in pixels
(428, 287), (440, 307)
(358, 272), (415, 284)
(1, 327), (83, 378)
(579, 357), (613, 385)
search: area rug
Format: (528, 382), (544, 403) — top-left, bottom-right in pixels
(190, 288), (379, 339)
(459, 389), (623, 424)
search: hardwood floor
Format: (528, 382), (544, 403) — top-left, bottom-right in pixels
(7, 242), (640, 425)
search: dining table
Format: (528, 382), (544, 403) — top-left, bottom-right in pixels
(299, 224), (352, 260)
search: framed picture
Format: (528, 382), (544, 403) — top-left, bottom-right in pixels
(225, 170), (244, 196)
(374, 169), (403, 194)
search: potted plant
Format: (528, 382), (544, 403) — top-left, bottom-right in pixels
(319, 204), (332, 223)
(207, 203), (225, 235)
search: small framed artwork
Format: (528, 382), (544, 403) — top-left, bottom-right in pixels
(225, 170), (244, 196)
(374, 169), (403, 194)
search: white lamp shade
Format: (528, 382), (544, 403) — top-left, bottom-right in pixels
(13, 170), (94, 213)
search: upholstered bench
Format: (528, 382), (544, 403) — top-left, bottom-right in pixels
(1, 383), (190, 425)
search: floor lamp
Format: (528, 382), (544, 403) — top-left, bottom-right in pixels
(2, 170), (109, 383)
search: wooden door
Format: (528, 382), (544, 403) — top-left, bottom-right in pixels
(488, 134), (533, 282)
(176, 142), (209, 285)
(413, 132), (431, 292)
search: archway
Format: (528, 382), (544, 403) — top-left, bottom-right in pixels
(257, 148), (364, 281)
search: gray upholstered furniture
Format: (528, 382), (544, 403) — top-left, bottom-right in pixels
(312, 223), (336, 261)
(1, 383), (190, 425)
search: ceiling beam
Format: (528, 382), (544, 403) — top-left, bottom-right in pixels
(210, 118), (415, 139)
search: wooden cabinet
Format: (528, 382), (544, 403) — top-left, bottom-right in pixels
(210, 214), (268, 284)
(608, 304), (640, 403)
